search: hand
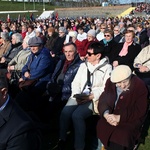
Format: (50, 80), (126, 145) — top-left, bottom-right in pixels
(113, 61), (118, 67)
(104, 113), (120, 126)
(7, 65), (15, 71)
(50, 51), (55, 57)
(24, 71), (30, 78)
(0, 57), (6, 63)
(138, 65), (149, 72)
(19, 78), (24, 82)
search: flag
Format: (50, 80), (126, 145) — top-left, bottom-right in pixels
(7, 14), (10, 22)
(18, 14), (21, 23)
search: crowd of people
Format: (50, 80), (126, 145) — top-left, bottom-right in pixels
(0, 14), (150, 150)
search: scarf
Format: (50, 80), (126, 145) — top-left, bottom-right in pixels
(119, 41), (133, 57)
(63, 59), (74, 73)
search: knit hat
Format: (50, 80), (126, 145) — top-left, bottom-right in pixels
(110, 65), (132, 83)
(59, 27), (66, 33)
(35, 28), (42, 33)
(28, 36), (43, 47)
(68, 31), (77, 38)
(87, 29), (96, 37)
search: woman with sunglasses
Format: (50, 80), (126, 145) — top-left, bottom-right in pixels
(111, 30), (141, 71)
(58, 42), (112, 150)
(99, 29), (118, 62)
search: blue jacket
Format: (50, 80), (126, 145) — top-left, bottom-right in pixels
(22, 47), (54, 82)
(50, 54), (82, 100)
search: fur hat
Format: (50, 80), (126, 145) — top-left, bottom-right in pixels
(28, 36), (43, 47)
(87, 29), (96, 37)
(110, 65), (132, 83)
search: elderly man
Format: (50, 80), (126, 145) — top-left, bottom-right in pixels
(0, 70), (41, 150)
(47, 42), (82, 109)
(97, 65), (148, 150)
(16, 36), (54, 114)
(58, 42), (112, 150)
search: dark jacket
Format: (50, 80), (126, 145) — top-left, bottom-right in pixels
(3, 42), (22, 63)
(0, 98), (41, 150)
(137, 29), (149, 49)
(113, 33), (123, 43)
(97, 75), (148, 148)
(45, 32), (59, 51)
(49, 54), (82, 100)
(110, 42), (141, 70)
(99, 39), (118, 62)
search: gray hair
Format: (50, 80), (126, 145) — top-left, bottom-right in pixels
(12, 33), (23, 43)
(0, 32), (9, 41)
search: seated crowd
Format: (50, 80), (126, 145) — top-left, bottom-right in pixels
(0, 15), (150, 150)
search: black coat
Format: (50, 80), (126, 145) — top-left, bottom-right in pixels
(0, 98), (41, 150)
(110, 42), (141, 70)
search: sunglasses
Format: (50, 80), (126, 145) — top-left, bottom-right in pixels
(101, 28), (106, 29)
(104, 34), (110, 37)
(87, 52), (96, 56)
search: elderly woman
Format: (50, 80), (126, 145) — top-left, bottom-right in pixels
(0, 33), (23, 69)
(97, 65), (148, 150)
(111, 30), (141, 71)
(8, 37), (31, 72)
(0, 32), (11, 58)
(99, 29), (117, 61)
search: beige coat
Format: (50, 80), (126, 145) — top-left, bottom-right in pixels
(0, 41), (11, 57)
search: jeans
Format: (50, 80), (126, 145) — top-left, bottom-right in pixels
(59, 97), (93, 150)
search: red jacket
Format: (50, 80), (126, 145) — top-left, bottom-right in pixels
(75, 38), (98, 57)
(97, 75), (148, 148)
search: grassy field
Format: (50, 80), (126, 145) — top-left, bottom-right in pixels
(0, 0), (57, 21)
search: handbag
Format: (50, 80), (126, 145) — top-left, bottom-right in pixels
(9, 70), (22, 85)
(19, 79), (38, 91)
(47, 82), (62, 97)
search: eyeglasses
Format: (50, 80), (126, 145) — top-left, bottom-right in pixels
(104, 34), (111, 37)
(114, 30), (118, 31)
(101, 28), (106, 29)
(87, 52), (96, 56)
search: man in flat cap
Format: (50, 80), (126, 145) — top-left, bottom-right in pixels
(17, 36), (54, 113)
(97, 65), (148, 150)
(0, 70), (41, 150)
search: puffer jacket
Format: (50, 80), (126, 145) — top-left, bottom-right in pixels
(49, 54), (83, 100)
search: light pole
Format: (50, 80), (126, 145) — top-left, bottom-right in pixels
(43, 0), (45, 11)
(24, 0), (26, 10)
(33, 0), (35, 10)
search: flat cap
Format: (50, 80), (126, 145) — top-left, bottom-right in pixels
(28, 36), (43, 47)
(110, 65), (132, 83)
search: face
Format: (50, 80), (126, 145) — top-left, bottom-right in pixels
(63, 45), (76, 61)
(22, 26), (27, 32)
(22, 40), (28, 49)
(48, 31), (53, 36)
(100, 25), (106, 32)
(87, 34), (94, 41)
(35, 31), (40, 37)
(59, 30), (65, 37)
(77, 29), (83, 34)
(114, 28), (120, 34)
(125, 32), (134, 43)
(30, 45), (41, 54)
(104, 32), (112, 41)
(11, 35), (16, 45)
(28, 27), (33, 33)
(86, 48), (101, 65)
(116, 78), (131, 91)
